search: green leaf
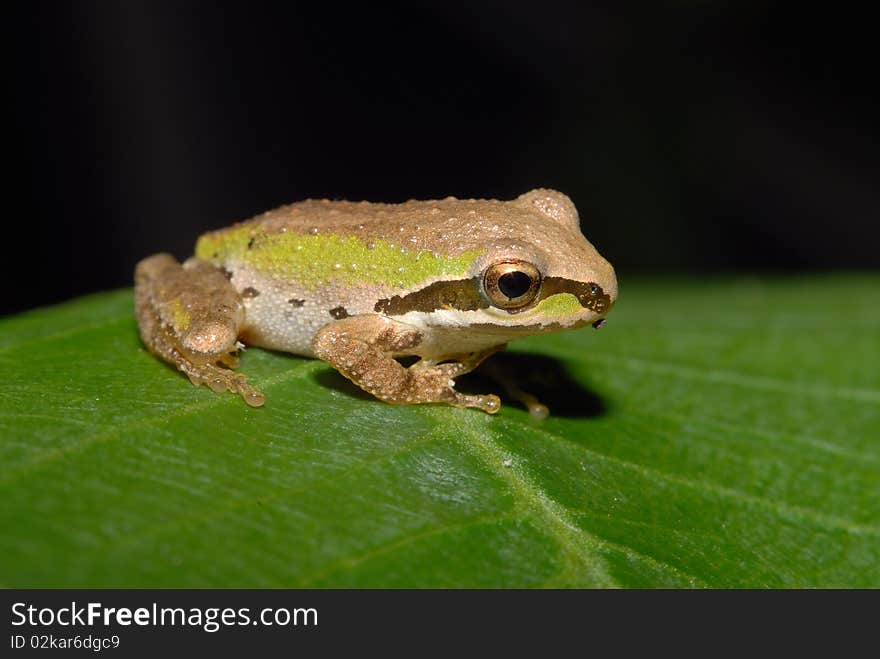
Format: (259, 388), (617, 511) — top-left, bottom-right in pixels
(1, 275), (877, 588)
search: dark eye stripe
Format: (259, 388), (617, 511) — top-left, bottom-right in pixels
(374, 278), (486, 315)
(375, 277), (611, 316)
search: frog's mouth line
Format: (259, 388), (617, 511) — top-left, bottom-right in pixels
(374, 277), (612, 317)
(467, 318), (595, 335)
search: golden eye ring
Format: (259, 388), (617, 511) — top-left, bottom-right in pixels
(483, 260), (542, 310)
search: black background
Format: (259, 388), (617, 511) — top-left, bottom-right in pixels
(9, 1), (878, 315)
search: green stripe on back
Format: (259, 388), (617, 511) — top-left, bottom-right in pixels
(195, 226), (484, 291)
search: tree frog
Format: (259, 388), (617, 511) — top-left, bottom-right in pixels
(135, 189), (617, 415)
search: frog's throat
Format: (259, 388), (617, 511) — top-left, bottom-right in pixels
(375, 278), (612, 317)
(195, 228), (484, 290)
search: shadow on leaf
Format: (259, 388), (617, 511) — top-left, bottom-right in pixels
(460, 351), (606, 419)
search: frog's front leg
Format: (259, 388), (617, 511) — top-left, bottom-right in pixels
(134, 253), (265, 407)
(312, 316), (501, 413)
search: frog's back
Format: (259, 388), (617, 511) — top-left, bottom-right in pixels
(198, 193), (592, 259)
(230, 196), (540, 251)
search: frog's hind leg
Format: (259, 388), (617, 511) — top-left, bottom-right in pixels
(134, 253), (265, 407)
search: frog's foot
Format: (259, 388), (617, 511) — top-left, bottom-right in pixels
(493, 378), (550, 420)
(135, 253), (265, 407)
(312, 315), (502, 413)
(477, 358), (550, 419)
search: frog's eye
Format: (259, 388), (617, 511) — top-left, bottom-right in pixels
(483, 260), (542, 310)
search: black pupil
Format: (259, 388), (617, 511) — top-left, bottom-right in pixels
(497, 271), (533, 299)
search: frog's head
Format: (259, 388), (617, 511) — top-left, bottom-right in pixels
(465, 189), (617, 335)
(380, 189), (617, 339)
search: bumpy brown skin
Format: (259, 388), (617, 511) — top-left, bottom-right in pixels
(135, 254), (265, 407)
(312, 315), (501, 413)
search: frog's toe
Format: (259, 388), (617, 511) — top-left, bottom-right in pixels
(452, 392), (501, 414)
(180, 360), (265, 407)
